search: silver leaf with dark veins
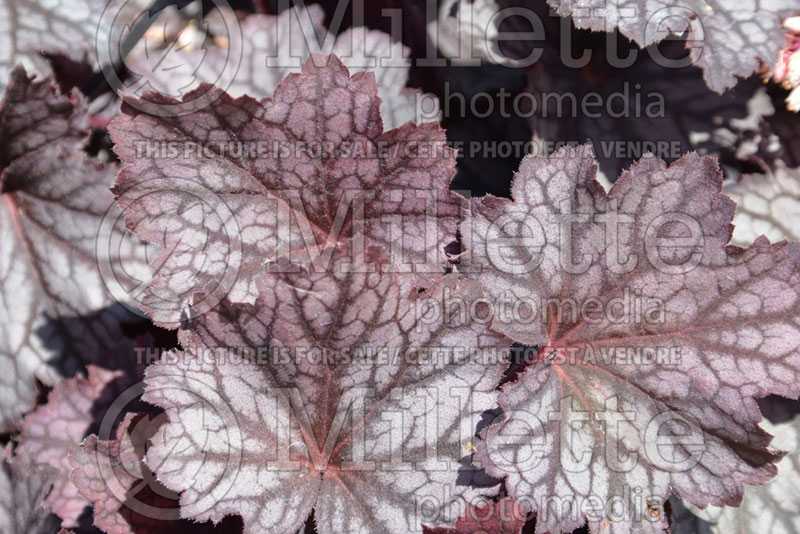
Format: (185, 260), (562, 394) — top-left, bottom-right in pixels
(143, 248), (509, 534)
(685, 415), (800, 534)
(0, 67), (145, 430)
(126, 5), (439, 130)
(112, 55), (460, 327)
(463, 145), (800, 533)
(726, 163), (800, 246)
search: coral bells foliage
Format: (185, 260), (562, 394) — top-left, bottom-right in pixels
(103, 55), (800, 534)
(2, 29), (800, 534)
(110, 54), (460, 327)
(462, 146), (800, 533)
(142, 250), (507, 533)
(0, 67), (143, 431)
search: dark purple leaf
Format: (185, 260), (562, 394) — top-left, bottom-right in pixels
(527, 34), (769, 182)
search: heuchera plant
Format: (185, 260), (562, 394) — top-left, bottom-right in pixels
(2, 1), (800, 534)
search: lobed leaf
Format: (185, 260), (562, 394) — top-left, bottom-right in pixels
(16, 365), (125, 527)
(141, 248), (508, 534)
(71, 412), (244, 534)
(0, 66), (145, 430)
(111, 55), (459, 327)
(0, 0), (147, 93)
(0, 451), (60, 534)
(462, 144), (800, 533)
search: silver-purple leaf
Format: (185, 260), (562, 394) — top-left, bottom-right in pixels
(71, 412), (242, 534)
(462, 145), (800, 533)
(142, 249), (508, 534)
(331, 26), (441, 129)
(111, 55), (459, 327)
(16, 365), (124, 527)
(71, 412), (155, 534)
(547, 0), (798, 92)
(0, 67), (144, 430)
